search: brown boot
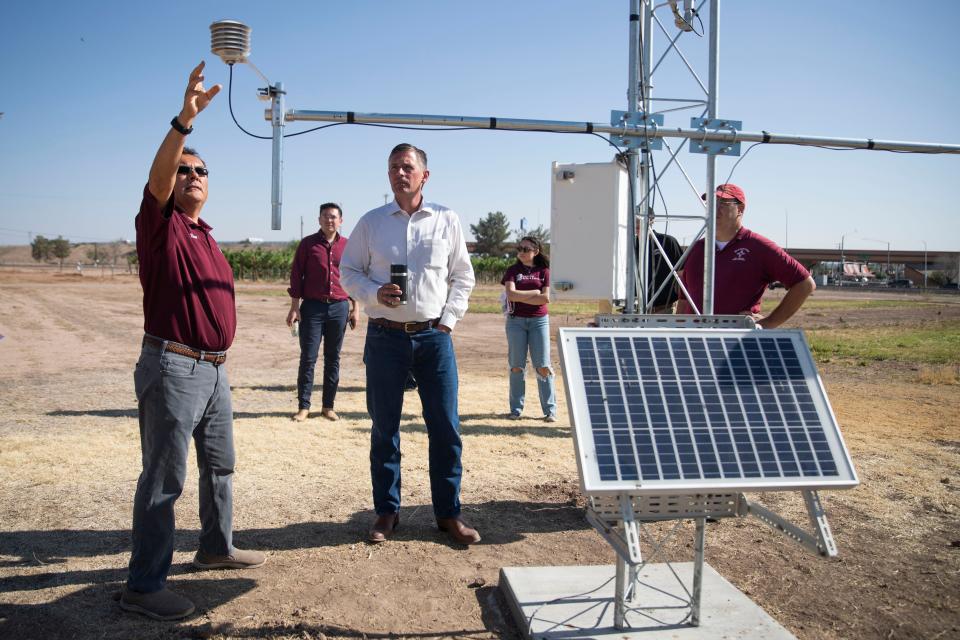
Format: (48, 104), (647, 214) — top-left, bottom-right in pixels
(437, 516), (481, 545)
(291, 409), (309, 422)
(368, 513), (399, 543)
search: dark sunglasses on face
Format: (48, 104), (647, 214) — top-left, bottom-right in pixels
(177, 165), (209, 177)
(517, 246), (536, 253)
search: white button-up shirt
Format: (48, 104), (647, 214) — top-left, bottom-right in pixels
(341, 200), (475, 330)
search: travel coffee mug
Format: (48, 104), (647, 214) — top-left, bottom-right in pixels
(390, 264), (409, 304)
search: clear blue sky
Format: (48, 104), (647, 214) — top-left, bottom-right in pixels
(1, 1), (958, 251)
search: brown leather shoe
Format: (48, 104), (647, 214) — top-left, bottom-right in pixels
(437, 517), (481, 545)
(368, 513), (399, 543)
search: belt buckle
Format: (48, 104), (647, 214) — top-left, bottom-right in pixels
(403, 321), (419, 333)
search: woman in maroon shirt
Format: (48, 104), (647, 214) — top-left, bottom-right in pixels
(501, 236), (557, 421)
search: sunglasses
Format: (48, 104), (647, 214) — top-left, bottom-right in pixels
(177, 165), (209, 177)
(517, 246), (536, 253)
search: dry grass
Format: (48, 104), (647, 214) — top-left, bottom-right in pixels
(917, 364), (960, 385)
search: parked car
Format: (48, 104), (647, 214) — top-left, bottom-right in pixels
(888, 279), (914, 288)
(939, 282), (959, 290)
(767, 281), (784, 290)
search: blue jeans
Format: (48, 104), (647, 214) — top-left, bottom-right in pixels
(363, 324), (462, 519)
(505, 315), (557, 417)
(128, 340), (234, 593)
(297, 299), (349, 410)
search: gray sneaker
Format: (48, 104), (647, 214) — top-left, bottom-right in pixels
(193, 547), (266, 570)
(120, 587), (195, 621)
(544, 414), (558, 423)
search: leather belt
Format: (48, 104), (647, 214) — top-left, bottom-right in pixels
(368, 317), (440, 333)
(310, 296), (349, 303)
(142, 335), (227, 365)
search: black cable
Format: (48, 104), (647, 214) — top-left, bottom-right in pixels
(679, 6), (704, 37)
(721, 141), (762, 187)
(227, 64), (271, 140)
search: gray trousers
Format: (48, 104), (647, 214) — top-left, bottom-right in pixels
(127, 340), (235, 593)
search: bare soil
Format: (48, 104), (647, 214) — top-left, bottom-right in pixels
(0, 271), (958, 639)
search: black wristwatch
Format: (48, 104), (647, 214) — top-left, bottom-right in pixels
(170, 116), (193, 136)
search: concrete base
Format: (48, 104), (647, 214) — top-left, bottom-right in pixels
(499, 563), (795, 639)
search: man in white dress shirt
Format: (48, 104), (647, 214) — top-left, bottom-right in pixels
(341, 143), (479, 545)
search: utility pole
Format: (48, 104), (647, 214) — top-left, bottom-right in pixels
(863, 237), (891, 279)
(784, 208), (789, 250)
(300, 215), (304, 240)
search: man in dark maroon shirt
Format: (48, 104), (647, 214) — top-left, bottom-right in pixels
(286, 203), (359, 422)
(121, 62), (265, 622)
(677, 183), (816, 328)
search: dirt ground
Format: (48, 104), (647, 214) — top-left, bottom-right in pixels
(0, 271), (958, 640)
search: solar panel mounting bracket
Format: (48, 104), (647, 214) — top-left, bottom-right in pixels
(745, 489), (839, 557)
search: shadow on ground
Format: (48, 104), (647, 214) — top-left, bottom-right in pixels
(0, 577), (258, 640)
(0, 498), (588, 589)
(0, 498), (569, 638)
(232, 384), (367, 394)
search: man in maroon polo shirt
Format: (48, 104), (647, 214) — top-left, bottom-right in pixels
(677, 183), (816, 328)
(120, 62), (265, 622)
(286, 202), (359, 422)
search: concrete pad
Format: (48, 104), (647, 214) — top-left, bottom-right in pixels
(500, 563), (795, 639)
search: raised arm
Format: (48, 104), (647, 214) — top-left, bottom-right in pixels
(147, 61), (221, 203)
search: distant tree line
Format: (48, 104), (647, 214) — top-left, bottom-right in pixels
(221, 242), (298, 281)
(28, 210), (552, 283)
(219, 244), (514, 285)
(30, 235), (72, 270)
(469, 211), (550, 257)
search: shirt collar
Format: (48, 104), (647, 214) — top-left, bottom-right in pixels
(318, 231), (341, 245)
(173, 207), (212, 231)
(387, 199), (437, 217)
(719, 226), (748, 246)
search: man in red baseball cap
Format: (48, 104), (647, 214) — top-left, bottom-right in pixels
(677, 183), (815, 327)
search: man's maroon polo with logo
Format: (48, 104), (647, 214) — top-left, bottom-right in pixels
(680, 227), (809, 315)
(136, 185), (236, 352)
(288, 232), (349, 302)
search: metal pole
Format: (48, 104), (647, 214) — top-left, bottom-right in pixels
(702, 0), (720, 315)
(270, 82), (285, 230)
(691, 517), (706, 626)
(639, 1), (654, 312)
(839, 234), (844, 287)
(923, 240), (928, 289)
(625, 0), (641, 314)
(614, 554), (628, 629)
(784, 208), (789, 250)
(279, 109), (960, 154)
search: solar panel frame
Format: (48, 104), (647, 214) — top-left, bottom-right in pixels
(559, 327), (859, 496)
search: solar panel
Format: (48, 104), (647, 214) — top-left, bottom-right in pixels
(559, 328), (859, 495)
